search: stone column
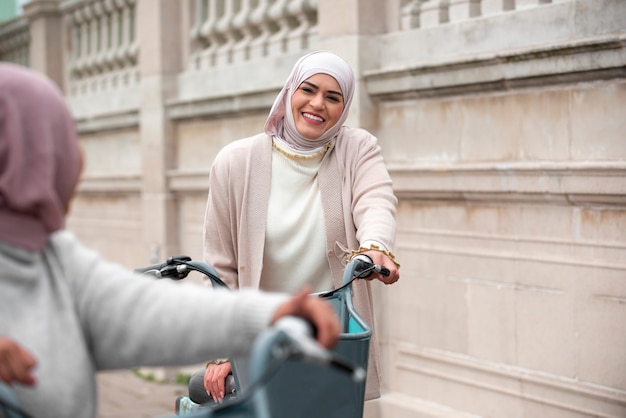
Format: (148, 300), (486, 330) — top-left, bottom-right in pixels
(317, 0), (388, 134)
(317, 3), (390, 417)
(137, 0), (182, 264)
(23, 0), (64, 89)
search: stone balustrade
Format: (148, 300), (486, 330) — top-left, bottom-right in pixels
(62, 0), (139, 97)
(189, 0), (318, 70)
(0, 16), (29, 67)
(402, 0), (559, 29)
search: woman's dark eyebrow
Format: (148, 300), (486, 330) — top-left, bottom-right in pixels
(301, 80), (343, 97)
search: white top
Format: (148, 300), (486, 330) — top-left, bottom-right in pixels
(260, 138), (333, 293)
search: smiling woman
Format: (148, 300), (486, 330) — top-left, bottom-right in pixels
(193, 50), (400, 405)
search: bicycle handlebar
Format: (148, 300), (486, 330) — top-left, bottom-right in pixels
(317, 254), (389, 299)
(134, 256), (228, 287)
(133, 256), (191, 278)
(351, 254), (391, 278)
(135, 254), (390, 303)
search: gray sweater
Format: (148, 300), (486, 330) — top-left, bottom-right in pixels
(0, 231), (286, 418)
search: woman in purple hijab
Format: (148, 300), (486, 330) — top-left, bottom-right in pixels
(0, 63), (339, 418)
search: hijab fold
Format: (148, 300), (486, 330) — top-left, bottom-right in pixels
(0, 63), (82, 251)
(264, 51), (356, 151)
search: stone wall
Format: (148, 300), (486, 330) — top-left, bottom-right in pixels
(1, 0), (624, 416)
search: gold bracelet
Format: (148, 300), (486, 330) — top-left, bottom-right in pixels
(206, 359), (229, 368)
(349, 244), (400, 268)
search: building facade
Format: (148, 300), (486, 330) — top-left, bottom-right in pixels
(1, 0), (625, 416)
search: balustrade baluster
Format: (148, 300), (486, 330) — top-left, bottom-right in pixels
(231, 0), (256, 63)
(448, 0), (480, 22)
(248, 0), (275, 60)
(112, 0), (126, 78)
(105, 0), (119, 77)
(102, 0), (116, 90)
(515, 0), (552, 8)
(126, 0), (139, 86)
(199, 0), (225, 68)
(285, 0), (317, 52)
(80, 12), (90, 94)
(215, 0), (240, 65)
(401, 0), (424, 30)
(87, 4), (99, 92)
(92, 2), (105, 91)
(482, 0), (514, 15)
(69, 10), (80, 93)
(420, 0), (449, 27)
(69, 10), (82, 80)
(190, 0), (206, 69)
(267, 0), (291, 56)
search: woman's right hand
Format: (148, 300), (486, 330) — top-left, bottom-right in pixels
(203, 361), (232, 403)
(0, 338), (37, 386)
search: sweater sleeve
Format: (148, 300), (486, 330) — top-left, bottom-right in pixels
(347, 130), (398, 252)
(203, 142), (242, 289)
(57, 232), (286, 370)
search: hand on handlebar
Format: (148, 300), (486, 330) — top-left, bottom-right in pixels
(360, 250), (400, 285)
(204, 361), (232, 404)
(271, 287), (340, 350)
(0, 337), (37, 386)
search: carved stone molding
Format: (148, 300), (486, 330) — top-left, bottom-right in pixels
(390, 162), (626, 206)
(365, 35), (626, 100)
(390, 344), (626, 418)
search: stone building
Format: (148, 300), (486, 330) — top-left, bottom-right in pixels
(1, 0), (625, 417)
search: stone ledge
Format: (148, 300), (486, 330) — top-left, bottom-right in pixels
(75, 164), (625, 207)
(365, 34), (626, 99)
(23, 0), (61, 19)
(67, 85), (140, 122)
(392, 344), (626, 418)
(380, 392), (482, 418)
(167, 169), (210, 191)
(74, 110), (139, 134)
(389, 162), (626, 206)
(77, 173), (142, 193)
(399, 228), (626, 271)
(174, 53), (303, 102)
(166, 89), (278, 121)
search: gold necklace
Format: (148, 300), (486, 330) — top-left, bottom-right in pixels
(272, 139), (333, 160)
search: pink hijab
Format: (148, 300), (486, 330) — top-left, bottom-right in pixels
(264, 51), (356, 151)
(0, 63), (82, 251)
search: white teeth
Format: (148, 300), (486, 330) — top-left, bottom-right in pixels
(303, 112), (323, 122)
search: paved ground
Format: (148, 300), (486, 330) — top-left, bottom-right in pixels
(96, 368), (381, 418)
(97, 369), (188, 418)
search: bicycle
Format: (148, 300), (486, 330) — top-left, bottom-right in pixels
(134, 254), (388, 418)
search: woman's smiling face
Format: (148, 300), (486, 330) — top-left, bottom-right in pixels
(290, 73), (345, 140)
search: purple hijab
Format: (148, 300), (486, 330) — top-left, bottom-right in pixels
(0, 63), (82, 251)
(264, 51), (356, 151)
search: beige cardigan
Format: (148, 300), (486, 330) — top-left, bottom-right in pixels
(203, 126), (398, 399)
